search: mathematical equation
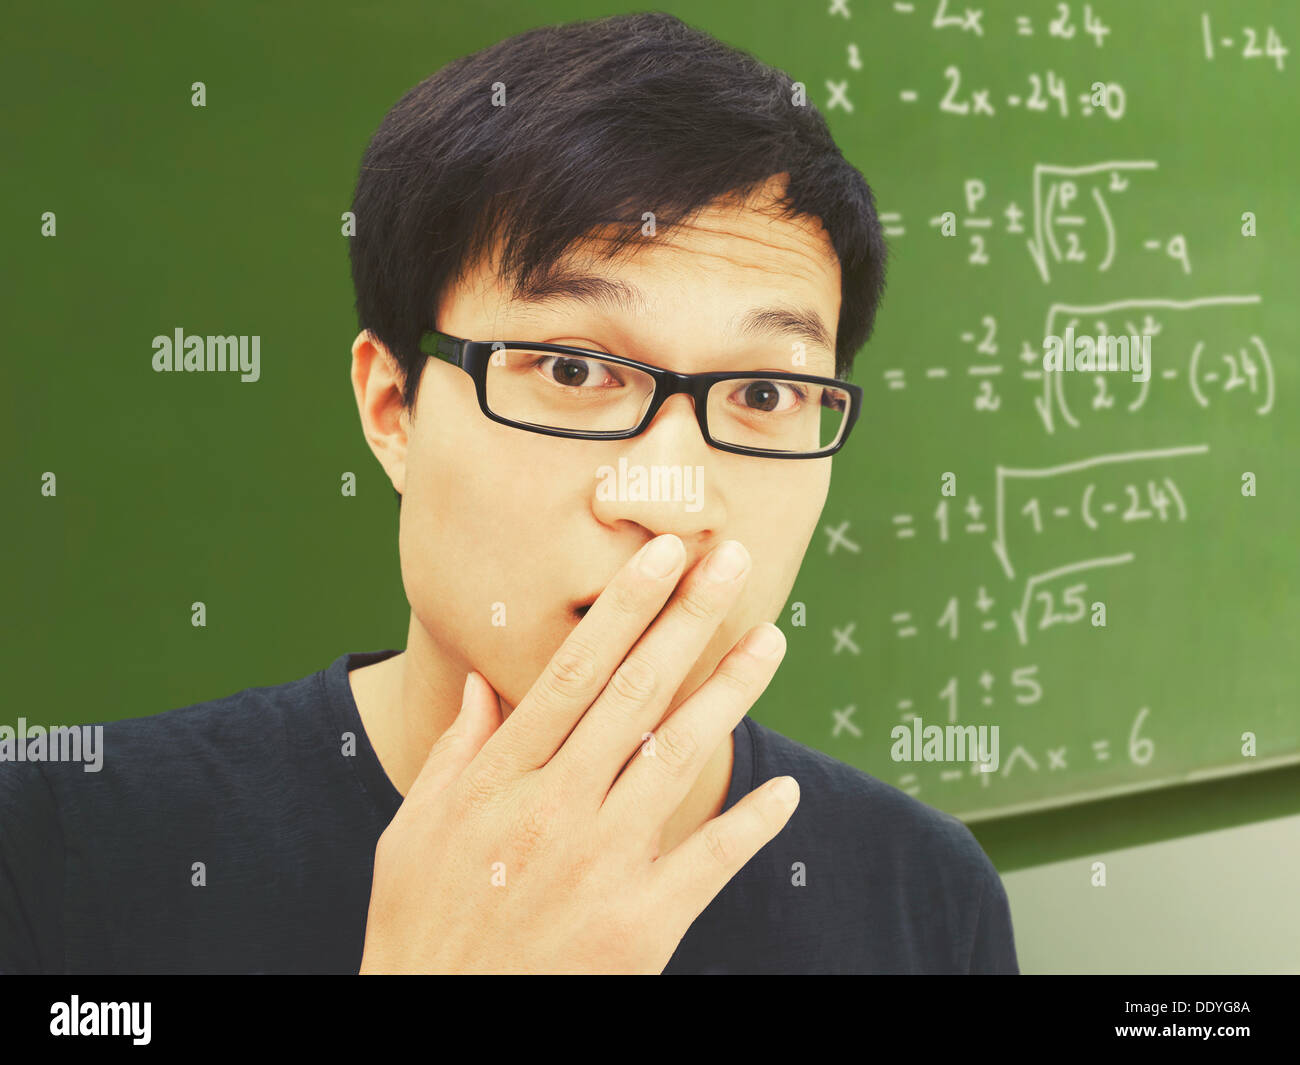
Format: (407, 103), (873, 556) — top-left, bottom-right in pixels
(871, 297), (1272, 433)
(889, 707), (1154, 798)
(839, 0), (1114, 44)
(902, 162), (1173, 280)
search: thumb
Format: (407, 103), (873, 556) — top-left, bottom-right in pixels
(412, 670), (503, 799)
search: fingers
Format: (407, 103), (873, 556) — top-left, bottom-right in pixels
(600, 622), (786, 836)
(549, 540), (752, 799)
(475, 534), (687, 778)
(649, 774), (799, 920)
(408, 671), (503, 803)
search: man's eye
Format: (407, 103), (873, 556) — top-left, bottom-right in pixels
(535, 356), (618, 387)
(730, 379), (805, 412)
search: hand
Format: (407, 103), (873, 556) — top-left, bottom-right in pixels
(358, 534), (799, 974)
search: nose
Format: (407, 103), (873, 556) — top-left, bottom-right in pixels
(589, 394), (724, 539)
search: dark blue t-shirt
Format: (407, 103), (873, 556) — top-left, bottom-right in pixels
(0, 650), (1018, 974)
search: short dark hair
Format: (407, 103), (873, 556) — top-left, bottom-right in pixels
(349, 10), (887, 421)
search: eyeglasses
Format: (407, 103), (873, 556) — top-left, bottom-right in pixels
(418, 330), (862, 459)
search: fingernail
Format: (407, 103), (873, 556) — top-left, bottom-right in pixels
(769, 776), (799, 805)
(705, 541), (750, 582)
(638, 534), (683, 578)
(744, 623), (785, 659)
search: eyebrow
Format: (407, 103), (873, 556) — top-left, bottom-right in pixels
(510, 267), (837, 361)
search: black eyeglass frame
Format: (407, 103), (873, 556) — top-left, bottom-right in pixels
(419, 329), (863, 460)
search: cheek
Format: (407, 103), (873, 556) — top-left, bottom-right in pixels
(398, 421), (500, 614)
(397, 425), (586, 702)
(744, 466), (830, 611)
(680, 468), (827, 693)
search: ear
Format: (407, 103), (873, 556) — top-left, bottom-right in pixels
(350, 330), (410, 496)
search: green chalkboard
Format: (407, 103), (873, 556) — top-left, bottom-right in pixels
(3, 1), (1296, 825)
(760, 0), (1300, 818)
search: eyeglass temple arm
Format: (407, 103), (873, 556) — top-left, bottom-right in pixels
(423, 330), (463, 365)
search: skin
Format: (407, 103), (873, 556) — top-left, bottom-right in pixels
(348, 172), (842, 859)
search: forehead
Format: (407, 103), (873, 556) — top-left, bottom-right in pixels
(635, 186), (839, 281)
(547, 184), (839, 308)
(449, 181), (842, 371)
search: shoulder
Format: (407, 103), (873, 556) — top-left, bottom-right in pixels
(114, 663), (327, 737)
(11, 662), (338, 825)
(743, 716), (992, 875)
(739, 717), (1016, 971)
(0, 657), (354, 973)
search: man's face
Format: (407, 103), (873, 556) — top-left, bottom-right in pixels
(382, 176), (843, 715)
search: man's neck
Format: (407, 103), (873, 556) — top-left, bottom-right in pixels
(347, 637), (736, 855)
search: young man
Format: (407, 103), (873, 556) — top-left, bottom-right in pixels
(0, 13), (1017, 974)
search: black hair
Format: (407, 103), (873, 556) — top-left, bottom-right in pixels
(347, 11), (888, 505)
